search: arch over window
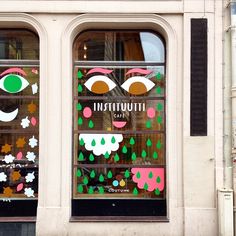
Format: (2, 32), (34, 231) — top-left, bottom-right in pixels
(72, 30), (166, 219)
(0, 29), (39, 217)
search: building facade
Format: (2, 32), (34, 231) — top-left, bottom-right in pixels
(0, 0), (235, 235)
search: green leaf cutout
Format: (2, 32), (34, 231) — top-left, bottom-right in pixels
(99, 186), (104, 194)
(144, 183), (149, 191)
(107, 171), (113, 179)
(157, 116), (162, 124)
(88, 120), (94, 129)
(136, 171), (141, 179)
(77, 184), (83, 193)
(129, 137), (135, 145)
(114, 153), (120, 162)
(122, 145), (127, 154)
(146, 138), (152, 147)
(156, 72), (161, 80)
(152, 151), (158, 159)
(79, 138), (85, 146)
(148, 171), (153, 179)
(76, 169), (82, 177)
(90, 170), (96, 178)
(156, 176), (161, 183)
(156, 86), (161, 94)
(124, 170), (130, 178)
(146, 120), (151, 129)
(83, 177), (89, 185)
(141, 150), (147, 158)
(89, 153), (94, 162)
(101, 137), (105, 145)
(111, 136), (116, 144)
(77, 103), (82, 111)
(133, 187), (138, 196)
(91, 139), (96, 146)
(131, 152), (137, 161)
(157, 103), (163, 111)
(77, 70), (83, 79)
(78, 117), (83, 126)
(156, 140), (162, 149)
(78, 152), (84, 161)
(155, 188), (160, 195)
(99, 174), (104, 182)
(104, 152), (110, 159)
(78, 84), (83, 93)
(88, 186), (94, 194)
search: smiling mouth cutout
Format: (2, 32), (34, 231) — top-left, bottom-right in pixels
(112, 121), (127, 128)
(0, 68), (29, 122)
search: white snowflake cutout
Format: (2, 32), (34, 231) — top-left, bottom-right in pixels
(3, 154), (15, 164)
(26, 152), (36, 162)
(25, 172), (35, 183)
(31, 83), (38, 95)
(29, 136), (38, 148)
(24, 188), (35, 197)
(21, 116), (30, 128)
(0, 172), (7, 182)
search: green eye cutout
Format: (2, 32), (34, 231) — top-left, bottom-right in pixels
(0, 74), (29, 93)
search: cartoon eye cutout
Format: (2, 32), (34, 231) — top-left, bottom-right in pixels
(121, 76), (155, 95)
(84, 75), (117, 94)
(0, 74), (29, 93)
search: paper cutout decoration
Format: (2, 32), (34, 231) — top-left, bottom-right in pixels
(125, 68), (153, 76)
(147, 107), (155, 119)
(29, 136), (38, 148)
(25, 172), (35, 182)
(31, 83), (38, 94)
(24, 188), (34, 197)
(0, 172), (7, 182)
(0, 109), (18, 122)
(1, 143), (12, 153)
(11, 171), (21, 181)
(21, 116), (30, 128)
(28, 102), (37, 114)
(26, 152), (36, 162)
(0, 68), (27, 77)
(16, 137), (26, 148)
(131, 168), (164, 192)
(17, 183), (24, 192)
(79, 134), (123, 156)
(16, 151), (23, 160)
(3, 154), (15, 163)
(3, 187), (13, 198)
(83, 107), (92, 118)
(31, 117), (37, 126)
(31, 68), (38, 74)
(112, 121), (127, 128)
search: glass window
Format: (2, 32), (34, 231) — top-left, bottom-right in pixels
(72, 30), (166, 218)
(0, 29), (39, 217)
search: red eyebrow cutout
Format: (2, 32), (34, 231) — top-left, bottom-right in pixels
(126, 68), (153, 76)
(86, 68), (113, 75)
(0, 68), (27, 77)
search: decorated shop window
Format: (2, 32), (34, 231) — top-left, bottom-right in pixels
(72, 31), (166, 218)
(0, 29), (39, 217)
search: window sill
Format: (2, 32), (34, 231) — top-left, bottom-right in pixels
(70, 216), (169, 222)
(0, 217), (36, 222)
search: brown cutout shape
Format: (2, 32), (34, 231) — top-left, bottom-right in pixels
(16, 137), (26, 148)
(28, 101), (37, 114)
(3, 187), (13, 198)
(11, 171), (21, 181)
(1, 144), (12, 154)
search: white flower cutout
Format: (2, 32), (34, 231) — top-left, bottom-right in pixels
(26, 152), (36, 162)
(31, 83), (38, 94)
(0, 172), (7, 182)
(21, 116), (30, 128)
(24, 188), (34, 197)
(25, 172), (35, 183)
(3, 154), (15, 163)
(29, 136), (38, 148)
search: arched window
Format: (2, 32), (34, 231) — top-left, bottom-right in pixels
(0, 29), (39, 217)
(72, 30), (166, 219)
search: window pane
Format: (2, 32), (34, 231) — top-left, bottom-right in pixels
(0, 30), (39, 60)
(73, 31), (165, 62)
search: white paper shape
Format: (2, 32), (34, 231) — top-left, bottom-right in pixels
(0, 109), (18, 122)
(26, 152), (36, 162)
(25, 172), (35, 183)
(24, 188), (34, 197)
(0, 172), (7, 182)
(21, 116), (30, 128)
(3, 154), (15, 164)
(79, 134), (123, 156)
(31, 83), (38, 94)
(29, 136), (38, 148)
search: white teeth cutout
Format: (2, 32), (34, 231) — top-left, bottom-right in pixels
(84, 75), (116, 94)
(0, 109), (18, 122)
(121, 76), (155, 95)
